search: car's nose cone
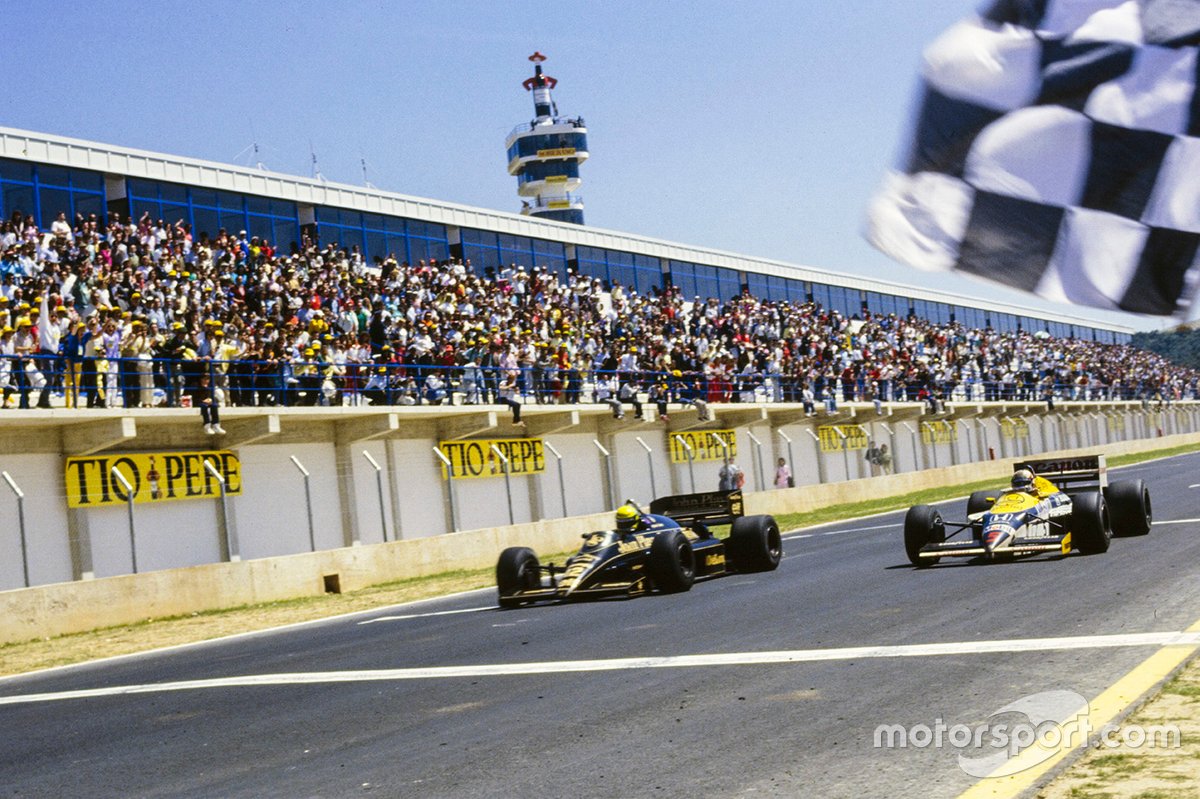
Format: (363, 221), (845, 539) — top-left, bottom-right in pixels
(983, 526), (1013, 553)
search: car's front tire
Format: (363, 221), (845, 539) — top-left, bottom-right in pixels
(649, 529), (696, 593)
(727, 514), (782, 572)
(1105, 479), (1152, 537)
(1072, 492), (1112, 555)
(904, 505), (945, 567)
(497, 546), (540, 608)
(967, 490), (995, 542)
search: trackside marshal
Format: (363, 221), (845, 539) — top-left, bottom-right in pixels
(65, 450), (242, 508)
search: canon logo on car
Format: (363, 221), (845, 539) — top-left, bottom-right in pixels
(1018, 456), (1102, 474)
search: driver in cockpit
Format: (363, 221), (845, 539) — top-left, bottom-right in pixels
(1011, 468), (1058, 499)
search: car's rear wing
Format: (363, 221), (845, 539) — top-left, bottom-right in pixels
(1015, 454), (1108, 491)
(649, 490), (745, 527)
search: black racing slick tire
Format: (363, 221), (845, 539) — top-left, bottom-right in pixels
(904, 505), (945, 568)
(1072, 492), (1112, 555)
(967, 490), (995, 542)
(496, 547), (540, 608)
(1105, 479), (1152, 537)
(727, 514), (783, 572)
(649, 529), (696, 593)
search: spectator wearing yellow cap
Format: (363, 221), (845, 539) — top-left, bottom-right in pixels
(120, 320), (149, 407)
(0, 324), (14, 408)
(12, 317), (36, 408)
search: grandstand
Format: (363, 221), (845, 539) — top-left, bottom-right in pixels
(4, 122), (1196, 415)
(0, 124), (1130, 343)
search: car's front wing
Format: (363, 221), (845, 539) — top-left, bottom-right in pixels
(918, 532), (1073, 560)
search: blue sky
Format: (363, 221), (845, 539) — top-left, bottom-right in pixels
(4, 0), (1174, 331)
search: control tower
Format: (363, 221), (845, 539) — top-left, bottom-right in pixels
(505, 52), (588, 224)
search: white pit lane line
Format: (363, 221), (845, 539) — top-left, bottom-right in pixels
(4, 631), (1199, 707)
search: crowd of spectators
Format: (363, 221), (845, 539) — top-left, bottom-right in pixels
(1, 209), (1197, 416)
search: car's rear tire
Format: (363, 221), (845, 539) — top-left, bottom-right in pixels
(496, 546), (540, 608)
(1105, 479), (1151, 537)
(727, 514), (782, 572)
(649, 529), (696, 593)
(967, 490), (995, 541)
(1072, 492), (1112, 555)
(904, 505), (945, 567)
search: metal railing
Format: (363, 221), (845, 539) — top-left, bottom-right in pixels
(1, 353), (1192, 411)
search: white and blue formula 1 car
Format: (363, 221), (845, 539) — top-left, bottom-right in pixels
(904, 455), (1152, 567)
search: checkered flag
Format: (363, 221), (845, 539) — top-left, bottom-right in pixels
(866, 0), (1200, 317)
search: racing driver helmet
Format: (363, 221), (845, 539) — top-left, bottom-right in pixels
(1011, 468), (1035, 493)
(615, 504), (641, 533)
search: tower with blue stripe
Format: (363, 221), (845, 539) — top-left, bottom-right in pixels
(505, 52), (587, 225)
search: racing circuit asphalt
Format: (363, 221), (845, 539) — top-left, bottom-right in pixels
(2, 453), (1200, 799)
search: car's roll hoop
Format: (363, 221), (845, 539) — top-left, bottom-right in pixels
(1014, 454), (1108, 491)
(649, 490), (745, 527)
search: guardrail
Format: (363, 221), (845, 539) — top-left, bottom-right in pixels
(0, 353), (1191, 410)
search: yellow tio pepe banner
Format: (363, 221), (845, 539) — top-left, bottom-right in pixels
(817, 425), (869, 453)
(438, 438), (546, 480)
(65, 451), (242, 508)
(668, 430), (737, 464)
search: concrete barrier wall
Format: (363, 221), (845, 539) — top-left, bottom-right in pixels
(3, 428), (1195, 646)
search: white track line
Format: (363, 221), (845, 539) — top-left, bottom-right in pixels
(358, 606), (493, 625)
(4, 631), (1198, 707)
(1152, 518), (1200, 525)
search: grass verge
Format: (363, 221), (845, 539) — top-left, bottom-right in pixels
(4, 442), (1199, 678)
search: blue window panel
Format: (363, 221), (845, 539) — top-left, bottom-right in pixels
(273, 220), (298, 250)
(425, 238), (449, 262)
(409, 220), (445, 240)
(513, 131), (588, 158)
(669, 261), (695, 299)
(463, 242), (501, 271)
(127, 179), (160, 200)
(633, 264), (661, 295)
(129, 197), (160, 221)
(73, 192), (105, 221)
(37, 165), (72, 187)
(191, 188), (219, 207)
(0, 158), (35, 183)
(246, 195), (271, 215)
(611, 262), (638, 291)
(248, 215), (273, 242)
(532, 238), (565, 258)
(192, 208), (220, 239)
(746, 274), (768, 299)
(340, 226), (365, 252)
(362, 213), (386, 232)
(497, 233), (528, 252)
(539, 254), (568, 280)
(70, 170), (103, 192)
(270, 199), (296, 217)
(365, 231), (386, 260)
(219, 210), (247, 234)
(159, 182), (188, 203)
(214, 191), (243, 209)
(38, 187), (71, 221)
(160, 202), (188, 224)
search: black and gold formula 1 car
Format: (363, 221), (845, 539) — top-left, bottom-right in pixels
(495, 490), (782, 607)
(903, 455), (1152, 568)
